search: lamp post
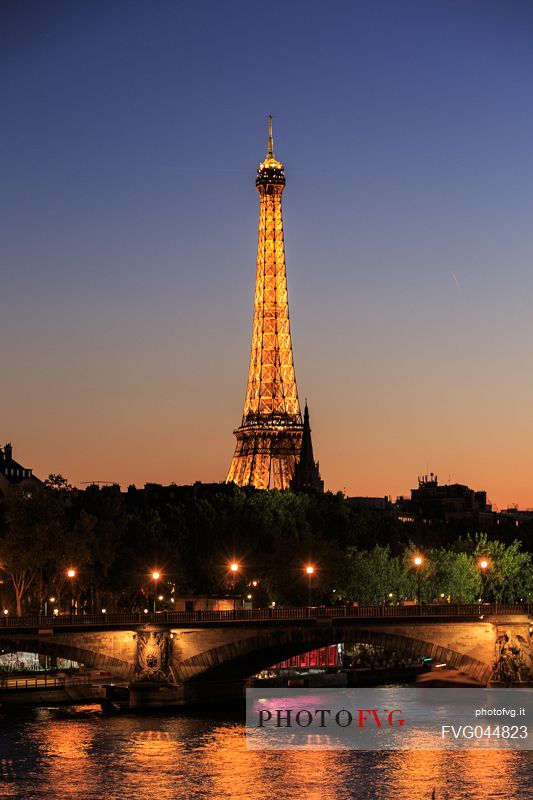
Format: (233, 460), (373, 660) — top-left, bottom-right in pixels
(305, 565), (315, 607)
(152, 571), (161, 613)
(478, 558), (489, 602)
(413, 556), (423, 605)
(66, 568), (76, 615)
(229, 562), (239, 610)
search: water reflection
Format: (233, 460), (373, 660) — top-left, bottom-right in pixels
(378, 748), (533, 800)
(26, 708), (92, 793)
(0, 708), (531, 800)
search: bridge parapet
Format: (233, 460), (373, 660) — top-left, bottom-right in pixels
(1, 603), (531, 632)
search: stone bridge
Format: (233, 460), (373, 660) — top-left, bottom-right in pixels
(1, 604), (531, 706)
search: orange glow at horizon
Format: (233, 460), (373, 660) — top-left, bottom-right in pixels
(7, 431), (533, 512)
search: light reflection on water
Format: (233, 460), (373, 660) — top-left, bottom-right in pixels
(0, 706), (531, 800)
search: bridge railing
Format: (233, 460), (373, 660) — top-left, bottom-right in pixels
(0, 603), (531, 630)
(0, 674), (96, 690)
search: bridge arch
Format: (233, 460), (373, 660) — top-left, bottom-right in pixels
(0, 637), (134, 680)
(174, 626), (491, 685)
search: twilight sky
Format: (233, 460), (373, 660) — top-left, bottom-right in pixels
(1, 0), (533, 508)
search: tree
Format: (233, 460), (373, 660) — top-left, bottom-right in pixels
(458, 533), (533, 602)
(340, 545), (402, 605)
(44, 474), (74, 492)
(426, 550), (481, 603)
(0, 485), (63, 614)
(73, 486), (126, 612)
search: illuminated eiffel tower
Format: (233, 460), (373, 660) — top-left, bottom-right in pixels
(227, 118), (304, 490)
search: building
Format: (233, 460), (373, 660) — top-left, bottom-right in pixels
(499, 507), (533, 526)
(0, 443), (40, 498)
(125, 480), (243, 510)
(171, 595), (239, 612)
(346, 495), (395, 518)
(227, 118), (320, 490)
(396, 473), (495, 525)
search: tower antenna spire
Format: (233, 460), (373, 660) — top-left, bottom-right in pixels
(267, 115), (274, 158)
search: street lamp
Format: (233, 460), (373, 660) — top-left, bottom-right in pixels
(44, 596), (56, 616)
(66, 568), (77, 615)
(478, 558), (490, 602)
(413, 555), (423, 605)
(305, 565), (315, 607)
(229, 562), (239, 610)
(151, 571), (161, 612)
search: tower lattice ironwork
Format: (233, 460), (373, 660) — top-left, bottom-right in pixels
(227, 117), (303, 489)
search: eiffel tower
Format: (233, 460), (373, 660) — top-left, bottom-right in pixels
(227, 118), (304, 489)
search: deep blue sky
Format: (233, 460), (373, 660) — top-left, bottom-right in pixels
(1, 1), (533, 507)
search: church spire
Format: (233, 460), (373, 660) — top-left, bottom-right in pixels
(291, 401), (324, 493)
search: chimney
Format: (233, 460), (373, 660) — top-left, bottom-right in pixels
(4, 443), (13, 461)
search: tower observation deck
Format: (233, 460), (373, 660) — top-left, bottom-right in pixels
(227, 118), (303, 489)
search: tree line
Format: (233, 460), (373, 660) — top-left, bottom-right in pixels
(0, 478), (531, 615)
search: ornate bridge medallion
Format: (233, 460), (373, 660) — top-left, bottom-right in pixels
(134, 626), (172, 683)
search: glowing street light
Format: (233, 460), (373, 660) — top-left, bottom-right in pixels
(305, 565), (315, 607)
(478, 558), (490, 602)
(413, 555), (424, 605)
(44, 595), (56, 616)
(229, 562), (240, 610)
(67, 567), (77, 615)
(152, 570), (161, 612)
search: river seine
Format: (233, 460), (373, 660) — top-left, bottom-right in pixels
(0, 705), (531, 799)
